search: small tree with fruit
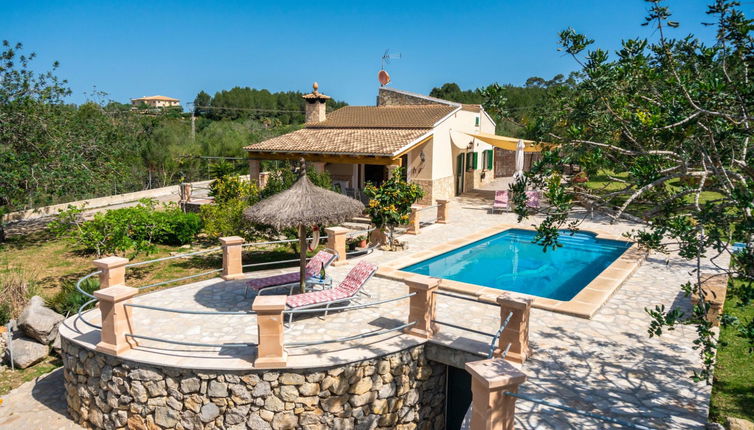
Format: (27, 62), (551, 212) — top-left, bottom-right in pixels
(364, 168), (424, 250)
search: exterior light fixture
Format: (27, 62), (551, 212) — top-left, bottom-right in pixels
(420, 151), (426, 163)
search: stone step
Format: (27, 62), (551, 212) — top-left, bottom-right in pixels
(350, 216), (372, 223)
(340, 222), (372, 231)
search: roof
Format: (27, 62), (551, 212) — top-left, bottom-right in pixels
(461, 104), (482, 112)
(307, 105), (457, 129)
(245, 128), (430, 156)
(132, 95), (180, 102)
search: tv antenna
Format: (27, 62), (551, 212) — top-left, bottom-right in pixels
(379, 49), (401, 86)
(380, 49), (401, 70)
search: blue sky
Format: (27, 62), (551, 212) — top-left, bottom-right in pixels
(2, 1), (721, 107)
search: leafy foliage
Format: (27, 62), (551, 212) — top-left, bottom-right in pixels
(48, 199), (202, 256)
(364, 168), (424, 250)
(47, 277), (99, 317)
(491, 0), (754, 382)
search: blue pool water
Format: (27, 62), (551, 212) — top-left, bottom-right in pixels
(402, 229), (630, 301)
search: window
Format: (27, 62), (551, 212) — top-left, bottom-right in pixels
(475, 116), (480, 127)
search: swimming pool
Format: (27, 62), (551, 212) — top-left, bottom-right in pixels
(401, 229), (631, 301)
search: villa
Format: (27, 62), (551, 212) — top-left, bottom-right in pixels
(130, 95), (181, 109)
(245, 84), (544, 204)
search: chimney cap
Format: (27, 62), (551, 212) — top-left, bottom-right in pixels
(302, 81), (331, 101)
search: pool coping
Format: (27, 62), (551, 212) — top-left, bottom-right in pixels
(377, 223), (647, 319)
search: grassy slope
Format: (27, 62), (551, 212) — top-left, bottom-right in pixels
(0, 231), (313, 395)
(710, 281), (754, 423)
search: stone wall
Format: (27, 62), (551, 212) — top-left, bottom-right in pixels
(412, 176), (454, 205)
(61, 339), (446, 430)
(377, 88), (441, 107)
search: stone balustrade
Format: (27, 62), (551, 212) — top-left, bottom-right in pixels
(407, 200), (450, 235)
(219, 236), (245, 280)
(93, 256), (129, 289)
(465, 358), (528, 430)
(494, 294), (532, 363)
(252, 295), (288, 368)
(403, 275), (440, 339)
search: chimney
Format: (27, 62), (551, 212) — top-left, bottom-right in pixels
(302, 82), (331, 123)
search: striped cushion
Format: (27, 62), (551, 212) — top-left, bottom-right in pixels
(247, 251), (336, 292)
(286, 261), (377, 309)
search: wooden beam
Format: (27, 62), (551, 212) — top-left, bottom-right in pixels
(246, 152), (400, 166)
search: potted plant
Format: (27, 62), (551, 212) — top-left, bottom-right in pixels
(356, 235), (367, 248)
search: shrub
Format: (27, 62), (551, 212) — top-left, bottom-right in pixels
(200, 198), (256, 240)
(48, 277), (99, 317)
(0, 267), (41, 324)
(209, 175), (258, 205)
(48, 199), (202, 256)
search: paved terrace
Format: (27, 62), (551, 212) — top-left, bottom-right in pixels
(51, 194), (722, 429)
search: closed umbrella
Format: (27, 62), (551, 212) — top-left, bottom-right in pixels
(244, 165), (365, 293)
(513, 139), (525, 179)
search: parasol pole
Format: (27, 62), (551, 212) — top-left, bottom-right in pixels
(298, 225), (307, 293)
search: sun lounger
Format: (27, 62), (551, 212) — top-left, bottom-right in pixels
(244, 249), (337, 297)
(493, 190), (510, 213)
(526, 191), (541, 209)
(285, 260), (377, 324)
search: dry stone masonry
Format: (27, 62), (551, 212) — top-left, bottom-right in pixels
(61, 339), (446, 430)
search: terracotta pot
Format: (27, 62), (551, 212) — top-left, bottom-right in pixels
(358, 240), (367, 248)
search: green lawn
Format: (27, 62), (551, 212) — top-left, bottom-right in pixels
(0, 355), (61, 396)
(710, 281), (754, 423)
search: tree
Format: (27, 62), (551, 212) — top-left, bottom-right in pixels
(364, 168), (424, 251)
(193, 90), (211, 115)
(496, 0), (753, 382)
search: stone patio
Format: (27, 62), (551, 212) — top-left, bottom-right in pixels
(6, 194), (724, 429)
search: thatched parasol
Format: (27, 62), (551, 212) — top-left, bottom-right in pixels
(243, 169), (365, 292)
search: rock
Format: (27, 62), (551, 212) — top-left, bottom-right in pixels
(155, 406), (180, 427)
(8, 336), (48, 368)
(265, 395), (285, 412)
(299, 382), (319, 397)
(127, 415), (147, 430)
(705, 423), (724, 430)
(349, 378), (373, 395)
(18, 296), (64, 344)
(728, 417), (754, 430)
(247, 414), (272, 429)
(271, 411), (298, 430)
(280, 373), (305, 385)
(181, 377), (201, 393)
(129, 368), (163, 381)
(200, 402), (220, 422)
(252, 380), (272, 397)
(208, 380), (228, 397)
(280, 385), (299, 402)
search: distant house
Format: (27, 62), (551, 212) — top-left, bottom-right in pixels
(130, 95), (180, 109)
(245, 83), (537, 204)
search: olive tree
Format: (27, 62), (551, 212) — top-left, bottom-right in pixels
(488, 0), (753, 382)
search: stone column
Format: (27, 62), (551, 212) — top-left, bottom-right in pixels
(325, 227), (349, 266)
(249, 159), (261, 186)
(465, 358), (527, 430)
(403, 275), (440, 339)
(436, 199), (449, 224)
(93, 256), (129, 289)
(259, 172), (270, 189)
(220, 236), (245, 280)
(495, 294), (532, 363)
(252, 296), (287, 368)
(407, 205), (421, 235)
(94, 285), (138, 356)
(179, 182), (192, 203)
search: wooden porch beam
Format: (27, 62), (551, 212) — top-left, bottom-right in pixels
(247, 152), (400, 166)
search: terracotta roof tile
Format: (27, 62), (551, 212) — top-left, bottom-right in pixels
(306, 105), (457, 129)
(244, 128), (429, 156)
(132, 95), (179, 101)
(461, 104), (482, 112)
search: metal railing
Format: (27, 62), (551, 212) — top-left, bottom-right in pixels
(73, 227), (380, 350)
(488, 311), (513, 358)
(504, 391), (655, 429)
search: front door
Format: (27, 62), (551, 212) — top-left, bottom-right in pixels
(455, 153), (465, 195)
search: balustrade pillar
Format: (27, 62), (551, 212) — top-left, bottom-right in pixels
(407, 205), (421, 235)
(466, 358), (527, 430)
(220, 236), (245, 280)
(403, 275), (440, 339)
(93, 256), (129, 289)
(325, 227), (349, 266)
(495, 294), (532, 363)
(94, 285), (138, 356)
(436, 199), (449, 224)
(253, 295), (287, 368)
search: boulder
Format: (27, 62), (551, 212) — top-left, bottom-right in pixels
(9, 336), (48, 368)
(18, 296), (65, 344)
(728, 417), (754, 430)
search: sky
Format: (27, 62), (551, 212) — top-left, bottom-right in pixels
(1, 0), (727, 107)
